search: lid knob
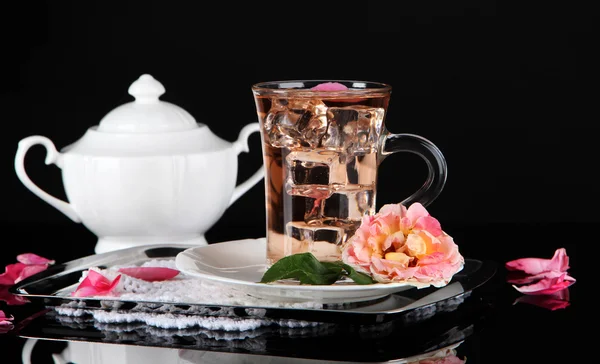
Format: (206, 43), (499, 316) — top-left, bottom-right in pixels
(128, 74), (166, 104)
(96, 74), (199, 133)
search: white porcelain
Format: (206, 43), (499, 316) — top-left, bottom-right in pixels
(15, 74), (264, 254)
(175, 238), (413, 304)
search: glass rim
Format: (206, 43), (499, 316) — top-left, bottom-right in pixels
(251, 80), (392, 96)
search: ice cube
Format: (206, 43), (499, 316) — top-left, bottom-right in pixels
(323, 106), (384, 153)
(264, 98), (328, 148)
(287, 98), (328, 117)
(286, 221), (346, 260)
(287, 195), (325, 225)
(297, 115), (328, 148)
(345, 153), (377, 185)
(284, 150), (346, 198)
(322, 188), (375, 221)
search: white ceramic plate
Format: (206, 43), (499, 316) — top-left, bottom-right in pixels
(175, 238), (413, 304)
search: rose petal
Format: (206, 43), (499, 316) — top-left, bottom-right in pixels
(507, 270), (565, 285)
(310, 82), (348, 91)
(414, 215), (443, 237)
(512, 273), (576, 295)
(406, 202), (430, 226)
(505, 248), (569, 275)
(15, 264), (49, 283)
(117, 267), (179, 282)
(0, 263), (26, 285)
(71, 270), (121, 298)
(17, 253), (55, 265)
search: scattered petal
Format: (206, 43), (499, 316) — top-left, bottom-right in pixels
(1, 254), (53, 285)
(512, 273), (575, 295)
(310, 82), (348, 91)
(71, 270), (121, 298)
(0, 263), (26, 285)
(118, 267), (179, 282)
(15, 264), (49, 283)
(506, 270), (565, 285)
(505, 248), (569, 275)
(17, 253), (55, 266)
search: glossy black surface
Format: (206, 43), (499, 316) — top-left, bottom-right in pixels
(0, 222), (581, 363)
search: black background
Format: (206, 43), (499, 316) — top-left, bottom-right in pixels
(2, 1), (596, 250)
(0, 2), (590, 363)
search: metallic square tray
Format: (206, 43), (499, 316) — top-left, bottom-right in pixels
(10, 244), (496, 325)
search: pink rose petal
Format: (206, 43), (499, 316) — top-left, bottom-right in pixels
(118, 267), (179, 282)
(512, 273), (575, 295)
(413, 216), (443, 237)
(15, 264), (49, 283)
(17, 253), (55, 266)
(406, 202), (430, 226)
(505, 248), (569, 275)
(310, 82), (348, 91)
(507, 270), (565, 285)
(0, 263), (26, 285)
(71, 270), (121, 298)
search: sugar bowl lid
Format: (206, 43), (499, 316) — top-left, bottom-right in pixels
(61, 74), (231, 156)
(97, 74), (198, 133)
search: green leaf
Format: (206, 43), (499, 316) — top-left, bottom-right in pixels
(340, 263), (376, 285)
(260, 253), (344, 285)
(260, 253), (376, 286)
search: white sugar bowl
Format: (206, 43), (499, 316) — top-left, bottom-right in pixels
(15, 74), (264, 254)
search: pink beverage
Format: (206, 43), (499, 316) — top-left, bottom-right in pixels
(252, 81), (447, 266)
(253, 83), (390, 264)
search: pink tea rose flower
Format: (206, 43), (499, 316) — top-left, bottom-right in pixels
(342, 202), (464, 287)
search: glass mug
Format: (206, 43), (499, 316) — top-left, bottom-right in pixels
(252, 80), (447, 265)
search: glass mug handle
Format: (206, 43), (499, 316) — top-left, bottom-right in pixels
(380, 132), (448, 207)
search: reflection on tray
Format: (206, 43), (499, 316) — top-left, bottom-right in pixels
(15, 286), (492, 364)
(44, 307), (476, 362)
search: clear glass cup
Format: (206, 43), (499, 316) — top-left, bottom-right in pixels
(252, 80), (447, 265)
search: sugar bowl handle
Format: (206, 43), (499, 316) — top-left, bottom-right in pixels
(229, 123), (265, 205)
(14, 136), (81, 222)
